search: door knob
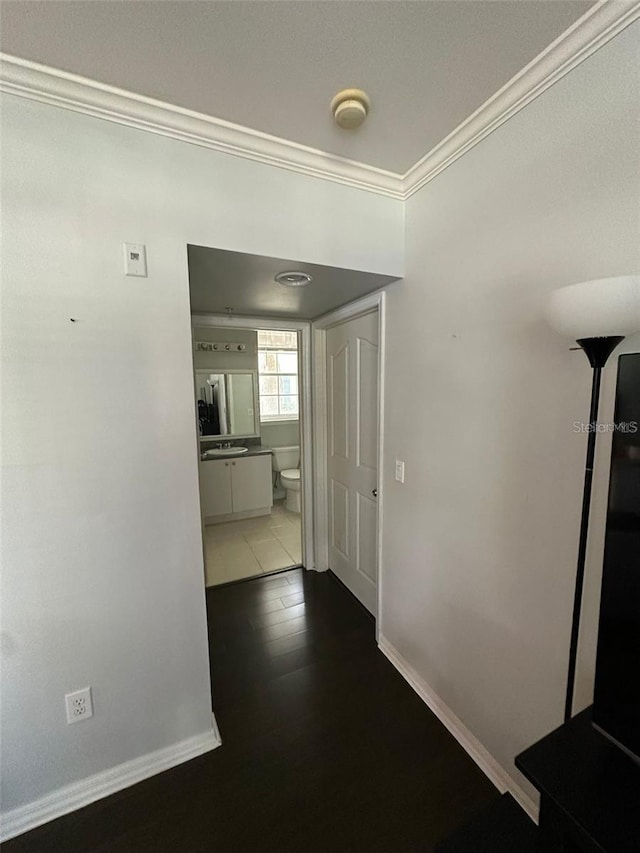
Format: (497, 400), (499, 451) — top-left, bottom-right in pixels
(372, 489), (378, 497)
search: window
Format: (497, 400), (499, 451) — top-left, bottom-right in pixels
(258, 330), (299, 421)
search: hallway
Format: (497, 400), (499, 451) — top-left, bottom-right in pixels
(5, 569), (499, 851)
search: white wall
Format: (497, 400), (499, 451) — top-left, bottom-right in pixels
(192, 326), (257, 372)
(261, 420), (300, 449)
(0, 93), (403, 819)
(382, 21), (640, 802)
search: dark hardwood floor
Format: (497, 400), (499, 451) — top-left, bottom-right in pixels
(5, 568), (499, 852)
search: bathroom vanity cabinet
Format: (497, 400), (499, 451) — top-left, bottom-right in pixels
(199, 454), (273, 522)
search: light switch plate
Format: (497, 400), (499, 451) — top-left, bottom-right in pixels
(123, 243), (147, 277)
(395, 460), (405, 483)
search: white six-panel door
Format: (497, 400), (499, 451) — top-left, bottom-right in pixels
(326, 310), (379, 615)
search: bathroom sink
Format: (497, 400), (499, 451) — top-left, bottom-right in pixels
(202, 447), (249, 458)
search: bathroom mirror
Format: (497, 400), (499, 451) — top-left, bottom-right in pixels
(195, 369), (260, 439)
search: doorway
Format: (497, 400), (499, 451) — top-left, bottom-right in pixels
(191, 315), (314, 586)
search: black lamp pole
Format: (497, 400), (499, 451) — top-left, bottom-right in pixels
(564, 335), (624, 723)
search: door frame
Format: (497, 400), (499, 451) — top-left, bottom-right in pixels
(191, 314), (315, 571)
(311, 289), (386, 632)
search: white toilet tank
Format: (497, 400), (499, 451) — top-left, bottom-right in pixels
(272, 445), (300, 472)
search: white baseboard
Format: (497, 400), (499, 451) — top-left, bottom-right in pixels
(204, 506), (271, 525)
(378, 635), (539, 824)
(0, 717), (221, 843)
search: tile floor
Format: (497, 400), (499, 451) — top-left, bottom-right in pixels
(204, 500), (302, 587)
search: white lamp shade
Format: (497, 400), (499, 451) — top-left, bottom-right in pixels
(546, 275), (640, 339)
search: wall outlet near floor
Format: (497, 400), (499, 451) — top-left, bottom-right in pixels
(65, 687), (93, 724)
(395, 460), (405, 483)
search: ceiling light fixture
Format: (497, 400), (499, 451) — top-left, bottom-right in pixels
(330, 88), (370, 130)
(274, 271), (313, 287)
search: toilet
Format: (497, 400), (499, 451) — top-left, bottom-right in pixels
(272, 446), (301, 513)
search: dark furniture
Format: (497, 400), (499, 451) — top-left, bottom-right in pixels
(516, 707), (640, 852)
(435, 792), (538, 852)
(592, 352), (640, 760)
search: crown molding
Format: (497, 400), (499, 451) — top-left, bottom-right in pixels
(1, 0), (638, 202)
(402, 0), (640, 198)
(0, 53), (405, 200)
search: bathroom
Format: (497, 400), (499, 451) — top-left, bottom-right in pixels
(194, 324), (303, 586)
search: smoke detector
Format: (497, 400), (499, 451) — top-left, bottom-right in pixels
(275, 271), (313, 287)
(330, 88), (371, 130)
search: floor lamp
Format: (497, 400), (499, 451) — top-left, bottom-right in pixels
(546, 275), (640, 723)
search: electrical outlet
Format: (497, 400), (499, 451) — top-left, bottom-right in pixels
(395, 460), (405, 483)
(65, 687), (93, 724)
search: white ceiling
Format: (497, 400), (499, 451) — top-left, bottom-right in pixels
(188, 245), (398, 320)
(0, 0), (593, 174)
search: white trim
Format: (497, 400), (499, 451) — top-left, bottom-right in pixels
(312, 289), (386, 329)
(376, 293), (387, 641)
(0, 53), (403, 200)
(204, 506), (272, 525)
(191, 314), (315, 571)
(298, 323), (314, 571)
(192, 315), (308, 329)
(312, 324), (329, 572)
(378, 636), (539, 824)
(402, 0), (640, 197)
(312, 291), (386, 628)
(2, 3), (638, 200)
(0, 721), (221, 843)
